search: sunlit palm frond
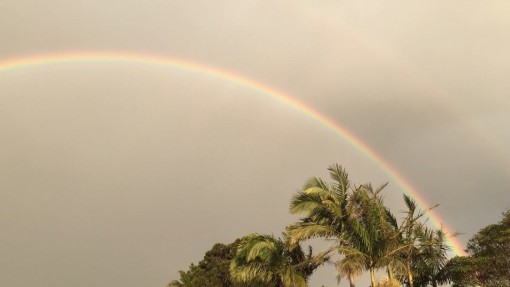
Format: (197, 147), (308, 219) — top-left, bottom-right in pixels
(289, 191), (326, 215)
(328, 164), (350, 194)
(303, 176), (330, 191)
(287, 222), (341, 244)
(231, 232), (325, 287)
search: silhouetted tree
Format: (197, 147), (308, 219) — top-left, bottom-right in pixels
(168, 239), (241, 287)
(442, 209), (510, 287)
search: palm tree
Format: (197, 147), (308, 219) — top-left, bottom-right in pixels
(341, 183), (399, 287)
(288, 164), (351, 246)
(288, 164), (362, 287)
(288, 164), (400, 287)
(229, 233), (327, 287)
(412, 227), (450, 287)
(393, 194), (428, 287)
(336, 253), (364, 287)
(387, 194), (443, 287)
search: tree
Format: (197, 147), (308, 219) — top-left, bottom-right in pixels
(229, 233), (327, 287)
(288, 164), (351, 245)
(336, 253), (364, 287)
(393, 194), (423, 287)
(342, 183), (399, 287)
(288, 164), (356, 286)
(390, 195), (444, 287)
(443, 209), (510, 287)
(168, 240), (241, 287)
(288, 164), (401, 287)
(466, 209), (510, 286)
(440, 256), (480, 287)
(411, 227), (450, 287)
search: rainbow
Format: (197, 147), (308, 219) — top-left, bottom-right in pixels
(0, 51), (467, 256)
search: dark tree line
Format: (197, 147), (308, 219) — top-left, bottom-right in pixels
(168, 240), (241, 287)
(442, 210), (510, 287)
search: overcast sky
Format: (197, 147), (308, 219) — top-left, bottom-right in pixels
(1, 1), (510, 287)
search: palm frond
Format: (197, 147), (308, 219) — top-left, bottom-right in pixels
(287, 222), (341, 244)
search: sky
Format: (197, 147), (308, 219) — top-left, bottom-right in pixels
(1, 1), (510, 287)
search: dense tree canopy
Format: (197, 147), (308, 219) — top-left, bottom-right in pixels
(443, 209), (510, 287)
(168, 240), (241, 287)
(229, 233), (328, 287)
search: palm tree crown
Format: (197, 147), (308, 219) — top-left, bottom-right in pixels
(229, 233), (327, 287)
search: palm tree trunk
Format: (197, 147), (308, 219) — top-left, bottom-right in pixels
(370, 267), (376, 287)
(406, 262), (414, 287)
(348, 273), (355, 287)
(387, 266), (393, 281)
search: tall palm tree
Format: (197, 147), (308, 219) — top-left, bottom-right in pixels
(288, 164), (361, 287)
(389, 194), (442, 287)
(288, 164), (399, 287)
(336, 253), (364, 287)
(229, 233), (327, 287)
(412, 227), (451, 287)
(342, 183), (399, 287)
(394, 194), (428, 287)
(288, 164), (351, 246)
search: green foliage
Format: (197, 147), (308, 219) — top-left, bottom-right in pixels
(229, 233), (328, 287)
(168, 164), (508, 287)
(288, 164), (453, 287)
(168, 240), (241, 287)
(440, 256), (480, 287)
(343, 183), (400, 287)
(336, 254), (364, 287)
(443, 209), (510, 287)
(409, 227), (450, 287)
(288, 164), (402, 287)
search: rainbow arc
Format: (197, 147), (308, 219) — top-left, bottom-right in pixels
(0, 51), (466, 256)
